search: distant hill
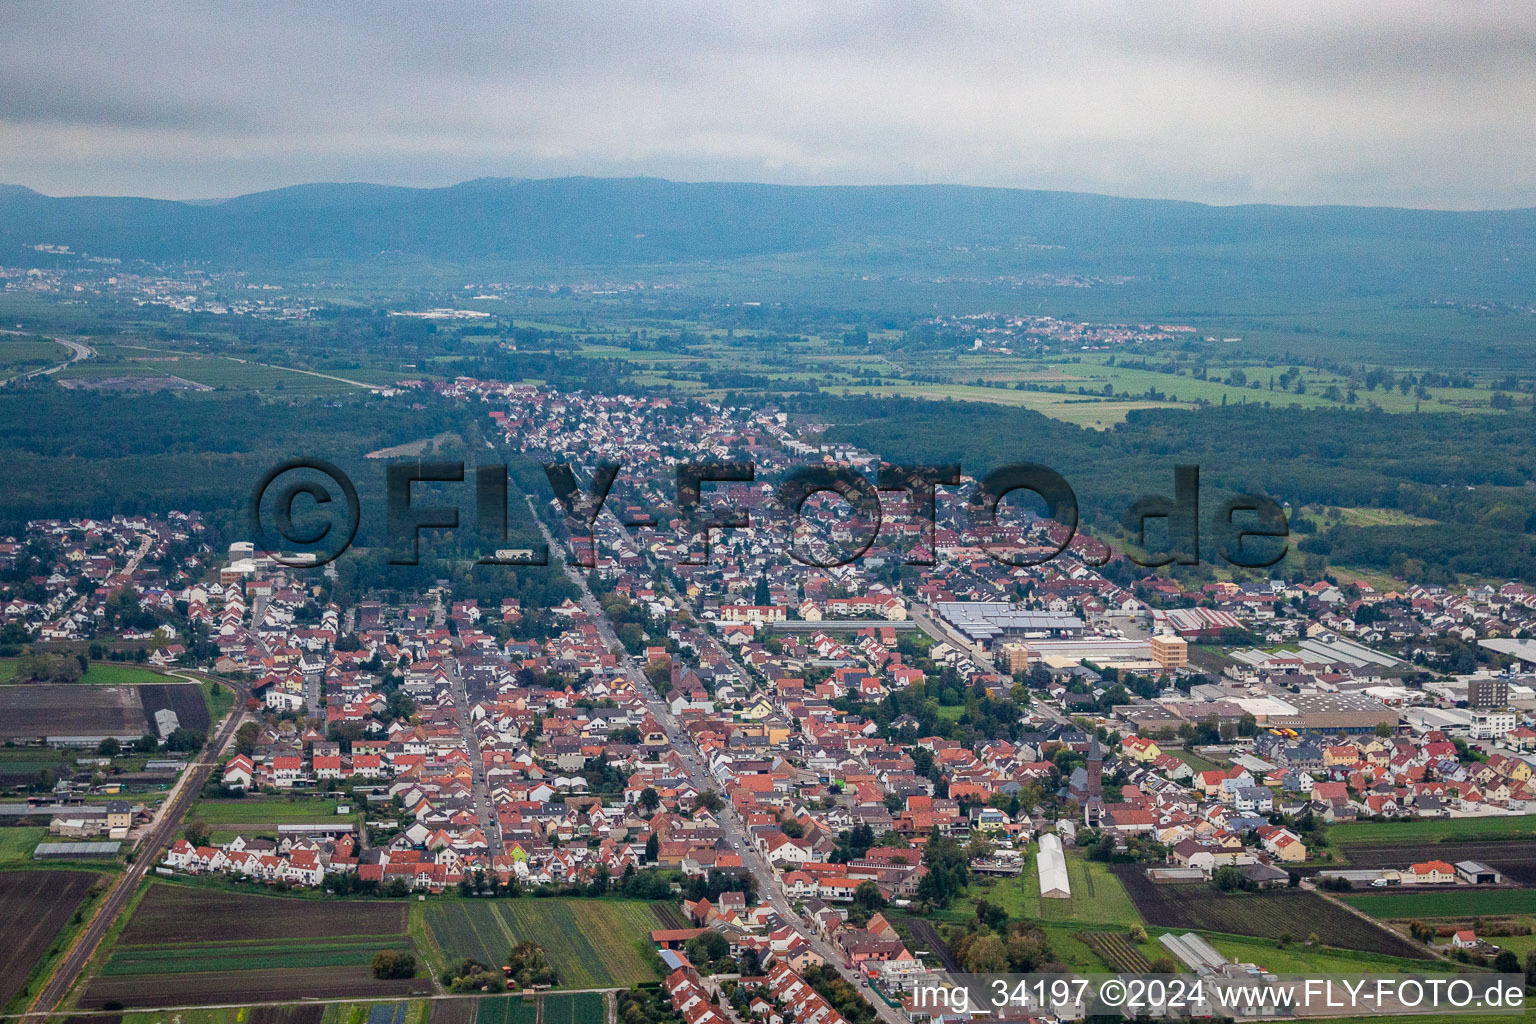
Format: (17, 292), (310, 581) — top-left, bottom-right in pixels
(1, 176), (1532, 298)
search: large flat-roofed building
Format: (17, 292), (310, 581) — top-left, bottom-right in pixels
(934, 602), (1084, 646)
(1114, 704), (1186, 737)
(1403, 706), (1473, 736)
(1285, 693), (1398, 733)
(1232, 693), (1397, 734)
(1027, 637), (1153, 667)
(1480, 638), (1536, 669)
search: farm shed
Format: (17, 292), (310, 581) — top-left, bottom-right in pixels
(1456, 861), (1502, 885)
(1158, 931), (1227, 974)
(34, 840), (120, 859)
(1037, 833), (1070, 899)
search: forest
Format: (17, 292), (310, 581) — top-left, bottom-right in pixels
(817, 396), (1536, 582)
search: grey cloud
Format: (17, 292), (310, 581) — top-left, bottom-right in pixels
(0, 1), (1532, 208)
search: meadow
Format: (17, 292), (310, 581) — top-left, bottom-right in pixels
(0, 826), (49, 865)
(187, 795), (352, 826)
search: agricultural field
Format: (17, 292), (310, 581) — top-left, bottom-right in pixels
(0, 746), (68, 785)
(474, 996), (537, 1024)
(1035, 923), (1163, 974)
(826, 384), (1186, 428)
(1113, 867), (1431, 960)
(0, 685), (145, 741)
(1080, 932), (1151, 972)
(1342, 888), (1536, 920)
(124, 1007), (245, 1024)
(321, 1001), (432, 1024)
(81, 957), (425, 1007)
(0, 681), (207, 743)
(0, 338), (69, 376)
(81, 882), (425, 1008)
(80, 665), (180, 686)
(57, 345), (370, 395)
(1163, 748), (1226, 774)
(98, 936), (416, 977)
(136, 682), (212, 733)
(542, 993), (605, 1024)
(0, 870), (100, 1010)
(364, 1003), (412, 1024)
(0, 661), (175, 686)
(430, 1001), (478, 1024)
(1322, 506), (1439, 528)
(1328, 815), (1536, 846)
(118, 882), (407, 944)
(124, 1005), (332, 1024)
(424, 899), (669, 989)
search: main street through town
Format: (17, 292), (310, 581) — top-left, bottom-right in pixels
(447, 655), (504, 855)
(525, 497), (906, 1024)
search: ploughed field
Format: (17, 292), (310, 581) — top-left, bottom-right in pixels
(0, 682), (208, 742)
(424, 899), (673, 989)
(0, 870), (99, 1009)
(1111, 866), (1431, 960)
(80, 883), (428, 1008)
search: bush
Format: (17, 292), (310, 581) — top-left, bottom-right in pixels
(372, 950), (416, 979)
(506, 940), (557, 989)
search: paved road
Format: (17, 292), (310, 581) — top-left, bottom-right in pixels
(524, 500), (905, 1024)
(0, 330), (93, 386)
(446, 655), (503, 855)
(17, 986), (629, 1021)
(29, 677), (250, 1015)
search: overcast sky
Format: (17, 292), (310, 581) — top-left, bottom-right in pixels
(2, 2), (1534, 209)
